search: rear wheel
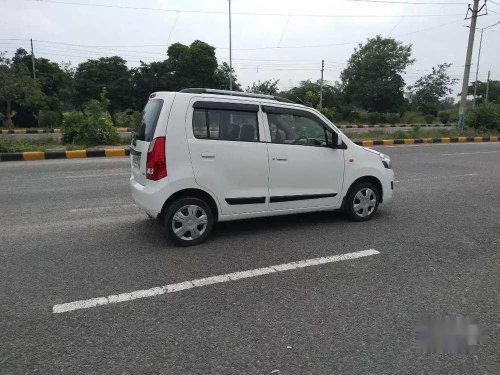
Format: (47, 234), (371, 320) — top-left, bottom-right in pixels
(163, 197), (214, 246)
(344, 182), (380, 222)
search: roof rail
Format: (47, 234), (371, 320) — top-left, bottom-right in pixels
(179, 88), (295, 104)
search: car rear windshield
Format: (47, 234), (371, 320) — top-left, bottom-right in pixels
(135, 99), (164, 142)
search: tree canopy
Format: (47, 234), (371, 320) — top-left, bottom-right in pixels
(340, 35), (414, 113)
(408, 63), (458, 115)
(0, 52), (45, 128)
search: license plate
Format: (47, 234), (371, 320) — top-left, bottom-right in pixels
(132, 154), (140, 169)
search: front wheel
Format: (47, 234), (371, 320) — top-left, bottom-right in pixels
(344, 182), (380, 222)
(163, 197), (214, 246)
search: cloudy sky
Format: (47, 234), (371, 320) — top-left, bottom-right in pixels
(1, 0), (499, 96)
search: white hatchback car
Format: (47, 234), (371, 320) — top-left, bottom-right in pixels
(130, 89), (394, 246)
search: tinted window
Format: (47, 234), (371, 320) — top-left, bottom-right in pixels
(267, 112), (327, 146)
(192, 109), (259, 142)
(135, 99), (163, 142)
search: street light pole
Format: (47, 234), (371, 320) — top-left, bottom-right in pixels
(457, 0), (479, 132)
(472, 28), (483, 109)
(228, 0), (233, 91)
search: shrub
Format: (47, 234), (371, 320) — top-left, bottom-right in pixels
(61, 111), (87, 144)
(467, 102), (500, 130)
(367, 112), (380, 125)
(424, 114), (435, 124)
(114, 110), (141, 128)
(386, 113), (400, 125)
(438, 111), (451, 124)
(38, 110), (62, 128)
(402, 111), (425, 124)
(316, 106), (335, 121)
(61, 89), (120, 146)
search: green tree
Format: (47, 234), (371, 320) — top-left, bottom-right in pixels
(74, 56), (132, 113)
(246, 79), (280, 95)
(130, 43), (241, 108)
(466, 80), (499, 104)
(0, 52), (45, 128)
(409, 63), (458, 116)
(168, 41), (218, 90)
(14, 48), (72, 111)
(340, 35), (414, 113)
(214, 62), (241, 91)
(281, 79), (340, 108)
(131, 60), (172, 109)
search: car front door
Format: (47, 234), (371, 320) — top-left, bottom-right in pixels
(263, 106), (345, 211)
(187, 99), (269, 216)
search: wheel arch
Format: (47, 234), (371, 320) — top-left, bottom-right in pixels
(341, 175), (383, 210)
(159, 188), (220, 223)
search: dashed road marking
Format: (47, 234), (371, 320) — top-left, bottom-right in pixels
(64, 172), (129, 179)
(395, 173), (479, 183)
(53, 249), (380, 314)
(69, 204), (136, 213)
(442, 151), (498, 156)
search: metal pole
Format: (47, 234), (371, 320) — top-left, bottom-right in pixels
(485, 70), (490, 102)
(30, 38), (36, 80)
(228, 0), (233, 91)
(472, 28), (483, 109)
(457, 0), (479, 132)
(319, 59), (324, 108)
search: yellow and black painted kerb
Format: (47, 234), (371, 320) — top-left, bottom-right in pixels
(354, 136), (498, 147)
(0, 148), (130, 162)
(339, 123), (453, 129)
(0, 137), (498, 162)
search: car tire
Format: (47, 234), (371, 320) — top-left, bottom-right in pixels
(163, 197), (214, 247)
(344, 182), (380, 222)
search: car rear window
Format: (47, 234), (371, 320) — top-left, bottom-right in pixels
(192, 108), (259, 142)
(135, 99), (164, 142)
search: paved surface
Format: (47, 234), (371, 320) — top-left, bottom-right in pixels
(1, 143), (499, 374)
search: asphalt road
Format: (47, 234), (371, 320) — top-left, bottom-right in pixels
(1, 143), (499, 374)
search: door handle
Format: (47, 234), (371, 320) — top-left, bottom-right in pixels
(201, 152), (216, 159)
(275, 155), (288, 161)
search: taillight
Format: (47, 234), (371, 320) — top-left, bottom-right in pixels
(146, 137), (167, 180)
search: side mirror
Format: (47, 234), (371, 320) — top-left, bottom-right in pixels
(327, 130), (343, 148)
(336, 133), (342, 146)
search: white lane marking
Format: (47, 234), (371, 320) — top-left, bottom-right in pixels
(395, 173), (478, 183)
(64, 172), (129, 179)
(69, 204), (136, 213)
(442, 151), (498, 156)
(53, 249), (380, 314)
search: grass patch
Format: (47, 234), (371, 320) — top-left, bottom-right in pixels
(0, 137), (129, 153)
(344, 127), (498, 142)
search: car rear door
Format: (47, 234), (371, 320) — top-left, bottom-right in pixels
(186, 99), (269, 216)
(263, 105), (345, 211)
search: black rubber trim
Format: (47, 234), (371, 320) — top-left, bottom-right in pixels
(193, 101), (259, 112)
(270, 193), (337, 203)
(44, 151), (66, 159)
(225, 197), (266, 205)
(0, 152), (23, 161)
(129, 148), (141, 156)
(86, 150), (106, 157)
(262, 105), (321, 119)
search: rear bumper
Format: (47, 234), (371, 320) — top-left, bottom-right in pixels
(130, 176), (162, 218)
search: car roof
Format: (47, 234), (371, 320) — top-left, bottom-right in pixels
(152, 89), (309, 111)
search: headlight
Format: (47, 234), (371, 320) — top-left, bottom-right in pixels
(380, 153), (392, 169)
